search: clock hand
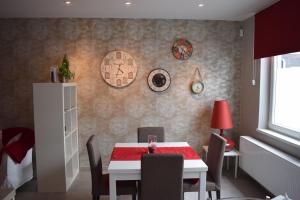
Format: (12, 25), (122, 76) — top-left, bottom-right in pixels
(114, 63), (124, 73)
(178, 47), (187, 59)
(113, 63), (121, 67)
(116, 69), (121, 77)
(116, 68), (124, 77)
(181, 47), (187, 54)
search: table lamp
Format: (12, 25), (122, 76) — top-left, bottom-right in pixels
(210, 100), (235, 151)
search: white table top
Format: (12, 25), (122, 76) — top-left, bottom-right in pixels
(108, 142), (208, 174)
(115, 142), (189, 147)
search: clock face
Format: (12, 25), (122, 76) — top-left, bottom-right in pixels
(148, 68), (171, 92)
(100, 51), (138, 88)
(172, 38), (193, 60)
(192, 81), (204, 94)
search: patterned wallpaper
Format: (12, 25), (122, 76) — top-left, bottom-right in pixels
(0, 19), (242, 168)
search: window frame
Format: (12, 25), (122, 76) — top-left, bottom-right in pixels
(268, 55), (300, 140)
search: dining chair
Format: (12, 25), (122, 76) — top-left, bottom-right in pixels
(137, 127), (165, 142)
(86, 135), (137, 200)
(183, 133), (226, 200)
(140, 154), (184, 200)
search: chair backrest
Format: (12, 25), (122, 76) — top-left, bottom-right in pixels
(137, 127), (165, 142)
(86, 135), (103, 196)
(141, 154), (183, 200)
(206, 133), (226, 188)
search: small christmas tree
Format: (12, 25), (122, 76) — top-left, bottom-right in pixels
(58, 54), (75, 82)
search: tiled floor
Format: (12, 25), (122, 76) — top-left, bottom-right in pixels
(17, 167), (272, 200)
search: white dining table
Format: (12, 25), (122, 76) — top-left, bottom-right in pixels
(108, 142), (208, 200)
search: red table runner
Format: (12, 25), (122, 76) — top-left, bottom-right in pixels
(111, 146), (200, 161)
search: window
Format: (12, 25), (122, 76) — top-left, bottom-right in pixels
(269, 52), (300, 139)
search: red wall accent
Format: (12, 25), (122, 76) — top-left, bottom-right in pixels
(254, 0), (300, 59)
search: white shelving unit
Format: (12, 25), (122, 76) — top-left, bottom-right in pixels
(33, 83), (79, 192)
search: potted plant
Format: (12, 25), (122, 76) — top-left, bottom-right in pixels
(58, 54), (75, 82)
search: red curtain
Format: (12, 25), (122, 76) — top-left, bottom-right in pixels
(254, 0), (300, 59)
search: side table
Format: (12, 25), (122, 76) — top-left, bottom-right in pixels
(0, 188), (16, 200)
(202, 146), (240, 178)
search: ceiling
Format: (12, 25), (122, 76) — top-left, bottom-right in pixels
(0, 0), (279, 21)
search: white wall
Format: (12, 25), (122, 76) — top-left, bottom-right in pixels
(239, 17), (300, 159)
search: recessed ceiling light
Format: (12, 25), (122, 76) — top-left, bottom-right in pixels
(198, 3), (204, 7)
(125, 2), (132, 6)
(64, 1), (72, 5)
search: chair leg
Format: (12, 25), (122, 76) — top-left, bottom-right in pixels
(132, 193), (136, 200)
(208, 191), (212, 200)
(138, 181), (141, 200)
(92, 195), (99, 200)
(216, 190), (221, 200)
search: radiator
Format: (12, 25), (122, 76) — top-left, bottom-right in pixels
(239, 136), (300, 200)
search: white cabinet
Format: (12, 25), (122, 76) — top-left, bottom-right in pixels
(33, 83), (79, 192)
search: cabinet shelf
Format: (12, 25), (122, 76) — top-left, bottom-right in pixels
(64, 106), (77, 113)
(33, 83), (79, 192)
(65, 128), (78, 138)
(64, 106), (77, 137)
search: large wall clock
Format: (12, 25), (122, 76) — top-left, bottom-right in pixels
(147, 68), (171, 92)
(100, 50), (138, 88)
(172, 38), (193, 60)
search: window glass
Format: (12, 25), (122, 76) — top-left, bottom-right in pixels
(270, 52), (300, 138)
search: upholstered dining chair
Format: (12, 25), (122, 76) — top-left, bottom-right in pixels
(183, 133), (226, 200)
(140, 154), (184, 200)
(86, 135), (137, 200)
(137, 127), (165, 142)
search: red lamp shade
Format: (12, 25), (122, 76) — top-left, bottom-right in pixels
(211, 100), (233, 130)
(210, 100), (234, 151)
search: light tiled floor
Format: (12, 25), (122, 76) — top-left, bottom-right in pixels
(17, 167), (272, 200)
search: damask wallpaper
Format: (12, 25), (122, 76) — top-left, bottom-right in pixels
(0, 19), (242, 168)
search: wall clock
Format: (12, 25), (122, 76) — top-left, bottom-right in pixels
(147, 68), (171, 92)
(192, 82), (204, 94)
(172, 38), (193, 60)
(191, 67), (205, 95)
(100, 50), (138, 88)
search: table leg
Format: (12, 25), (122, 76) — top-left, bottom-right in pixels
(234, 156), (238, 179)
(226, 156), (229, 170)
(199, 171), (206, 200)
(109, 174), (117, 200)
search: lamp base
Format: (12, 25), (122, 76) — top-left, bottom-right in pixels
(221, 136), (235, 152)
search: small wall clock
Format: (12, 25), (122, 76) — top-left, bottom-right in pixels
(172, 38), (193, 60)
(192, 81), (204, 94)
(100, 50), (138, 88)
(147, 68), (171, 92)
(191, 67), (205, 95)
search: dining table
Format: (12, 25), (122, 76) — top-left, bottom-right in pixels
(108, 142), (208, 200)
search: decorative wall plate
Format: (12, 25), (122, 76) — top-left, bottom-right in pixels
(147, 68), (171, 92)
(172, 38), (193, 60)
(100, 50), (137, 88)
